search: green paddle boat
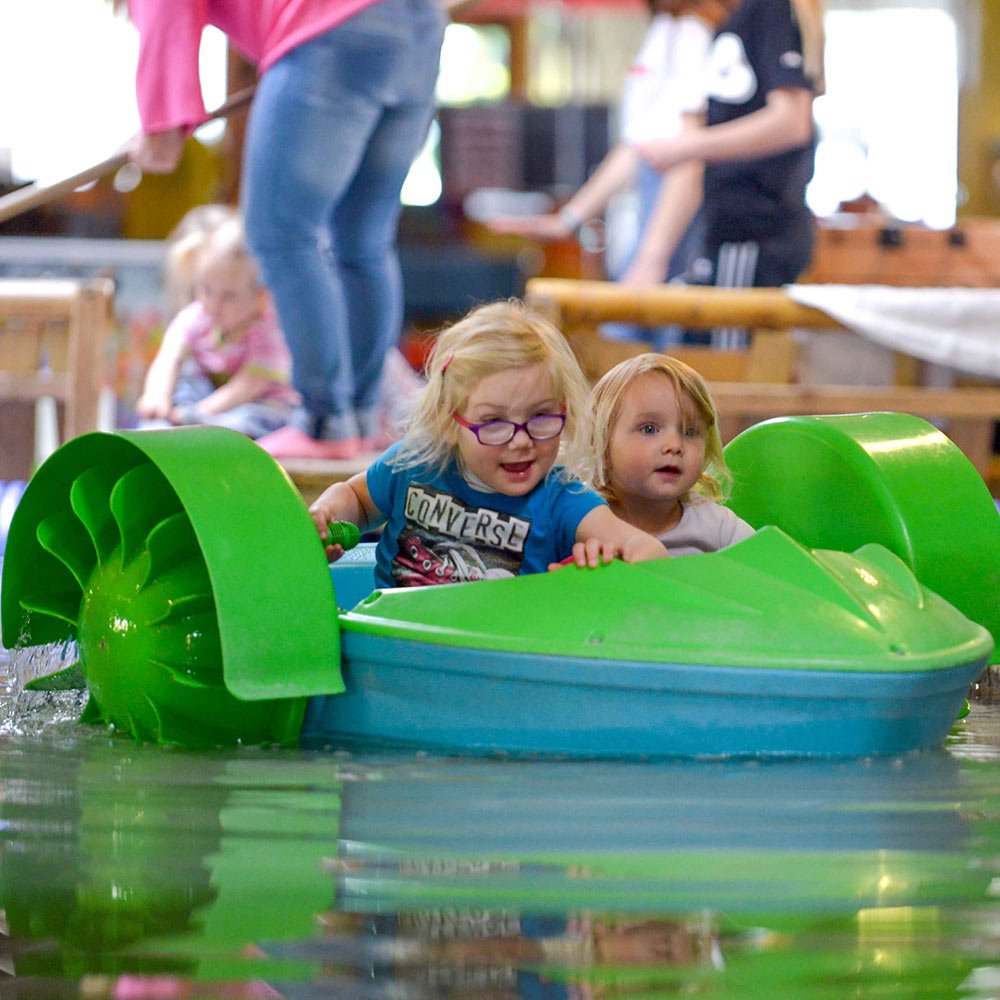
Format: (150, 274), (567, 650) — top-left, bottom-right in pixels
(1, 412), (997, 757)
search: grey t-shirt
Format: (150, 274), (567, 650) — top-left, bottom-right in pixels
(659, 500), (755, 556)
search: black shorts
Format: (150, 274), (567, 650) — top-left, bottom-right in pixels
(681, 224), (816, 347)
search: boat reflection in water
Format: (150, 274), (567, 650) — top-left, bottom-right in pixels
(2, 704), (1000, 998)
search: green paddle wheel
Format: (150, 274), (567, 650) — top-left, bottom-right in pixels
(0, 427), (343, 748)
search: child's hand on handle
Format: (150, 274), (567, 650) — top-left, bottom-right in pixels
(548, 533), (668, 572)
(556, 506), (668, 571)
(326, 522), (361, 561)
(310, 513), (361, 563)
(308, 475), (376, 562)
(549, 538), (619, 571)
(308, 492), (356, 563)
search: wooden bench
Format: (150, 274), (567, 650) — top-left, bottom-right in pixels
(0, 278), (114, 476)
(277, 453), (384, 508)
(523, 278), (1000, 481)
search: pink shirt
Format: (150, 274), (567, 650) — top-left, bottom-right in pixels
(166, 300), (300, 406)
(128, 0), (384, 132)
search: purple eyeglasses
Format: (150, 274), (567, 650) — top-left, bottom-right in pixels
(453, 412), (566, 446)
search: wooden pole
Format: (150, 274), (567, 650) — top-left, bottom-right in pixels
(0, 86), (256, 225)
(525, 278), (847, 330)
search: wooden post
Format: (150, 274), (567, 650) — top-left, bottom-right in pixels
(0, 278), (115, 448)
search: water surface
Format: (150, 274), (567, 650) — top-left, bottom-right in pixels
(2, 675), (1000, 999)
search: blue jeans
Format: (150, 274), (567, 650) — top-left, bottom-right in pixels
(243, 0), (445, 441)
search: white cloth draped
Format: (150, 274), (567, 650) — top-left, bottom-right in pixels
(787, 284), (1000, 380)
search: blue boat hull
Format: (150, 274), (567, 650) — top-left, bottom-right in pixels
(301, 632), (986, 758)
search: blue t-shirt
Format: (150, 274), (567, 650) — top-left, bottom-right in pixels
(366, 443), (606, 589)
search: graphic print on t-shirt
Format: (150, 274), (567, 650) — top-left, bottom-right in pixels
(706, 33), (757, 104)
(393, 483), (531, 586)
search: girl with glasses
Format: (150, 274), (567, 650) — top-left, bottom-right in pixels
(587, 353), (754, 556)
(308, 300), (667, 588)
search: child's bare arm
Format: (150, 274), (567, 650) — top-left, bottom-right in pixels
(637, 88), (814, 171)
(136, 336), (186, 419)
(183, 366), (272, 417)
(308, 473), (384, 560)
(555, 505), (668, 569)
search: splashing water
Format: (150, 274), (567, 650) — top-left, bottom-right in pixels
(0, 555), (87, 733)
(0, 639), (87, 734)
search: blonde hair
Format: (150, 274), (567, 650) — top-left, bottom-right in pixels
(394, 300), (591, 479)
(164, 206), (255, 312)
(589, 353), (731, 504)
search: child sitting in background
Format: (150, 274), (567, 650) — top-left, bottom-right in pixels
(589, 353), (754, 554)
(136, 213), (298, 438)
(308, 300), (668, 588)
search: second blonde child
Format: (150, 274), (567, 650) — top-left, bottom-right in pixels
(136, 214), (299, 438)
(590, 353), (754, 555)
(308, 301), (667, 588)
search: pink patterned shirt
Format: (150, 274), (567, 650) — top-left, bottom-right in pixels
(165, 300), (300, 406)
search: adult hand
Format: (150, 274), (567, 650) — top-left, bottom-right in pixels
(128, 128), (186, 174)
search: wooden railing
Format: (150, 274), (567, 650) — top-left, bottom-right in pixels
(0, 278), (114, 450)
(524, 279), (1000, 478)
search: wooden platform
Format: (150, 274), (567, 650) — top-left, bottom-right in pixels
(276, 452), (382, 507)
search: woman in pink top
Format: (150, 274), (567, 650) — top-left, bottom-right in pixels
(125, 0), (446, 459)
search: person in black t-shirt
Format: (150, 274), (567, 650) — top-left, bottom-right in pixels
(623, 0), (825, 345)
